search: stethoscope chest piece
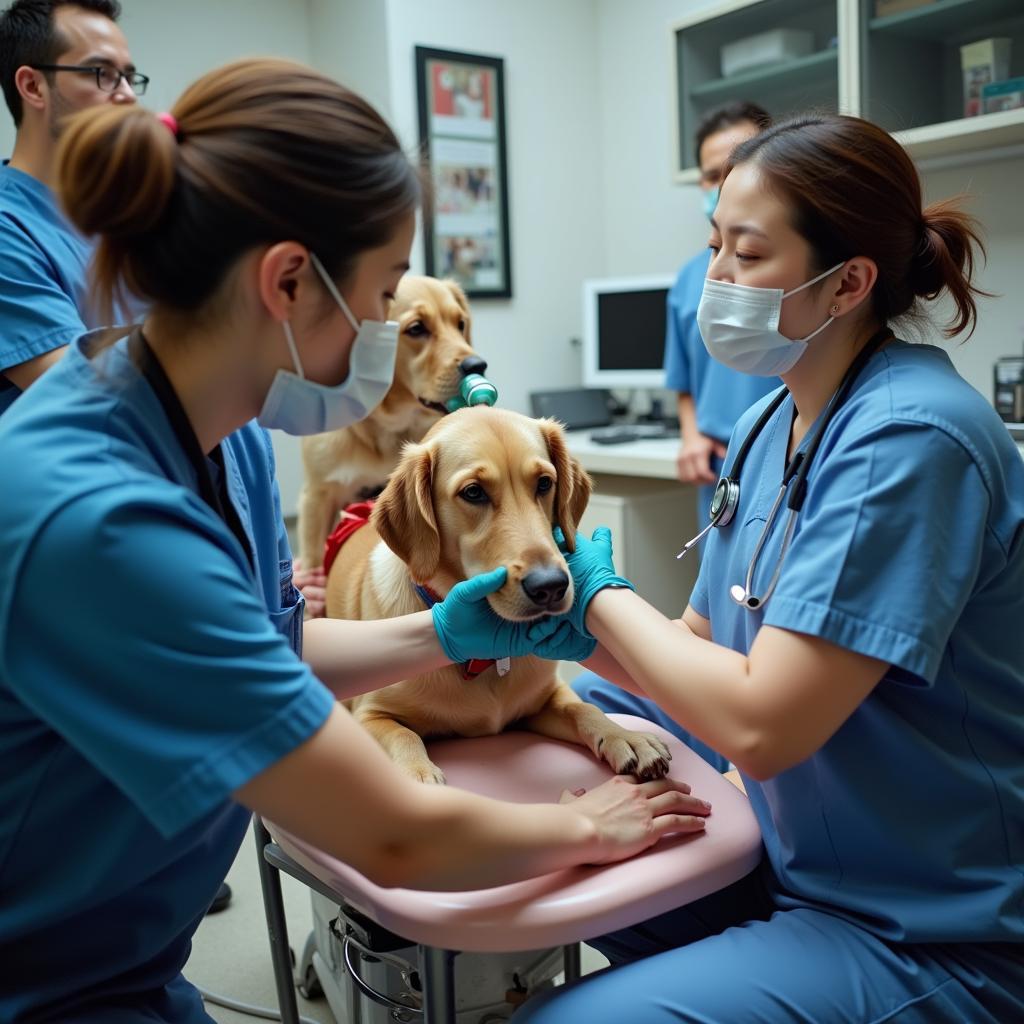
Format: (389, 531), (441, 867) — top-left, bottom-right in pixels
(711, 476), (740, 528)
(729, 583), (762, 609)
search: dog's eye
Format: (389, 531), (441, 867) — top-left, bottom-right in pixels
(459, 483), (489, 504)
(405, 321), (429, 338)
(536, 475), (554, 496)
(458, 318), (467, 333)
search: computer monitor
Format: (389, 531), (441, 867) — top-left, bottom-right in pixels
(581, 275), (674, 390)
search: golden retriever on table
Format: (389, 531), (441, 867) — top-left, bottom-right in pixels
(324, 405), (672, 784)
(297, 274), (485, 570)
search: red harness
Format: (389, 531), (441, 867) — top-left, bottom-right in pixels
(323, 501), (503, 680)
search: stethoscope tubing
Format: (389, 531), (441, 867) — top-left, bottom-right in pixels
(678, 328), (894, 611)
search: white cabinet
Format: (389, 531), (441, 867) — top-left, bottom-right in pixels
(671, 0), (1024, 182)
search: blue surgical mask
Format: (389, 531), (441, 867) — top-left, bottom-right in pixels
(702, 186), (720, 222)
(257, 253), (399, 436)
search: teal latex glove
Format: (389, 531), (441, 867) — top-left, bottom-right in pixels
(555, 526), (636, 638)
(432, 567), (596, 664)
(526, 616), (597, 664)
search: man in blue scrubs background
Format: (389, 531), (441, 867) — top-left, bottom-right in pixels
(0, 0), (140, 415)
(666, 101), (776, 524)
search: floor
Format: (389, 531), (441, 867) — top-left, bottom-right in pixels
(185, 826), (608, 1024)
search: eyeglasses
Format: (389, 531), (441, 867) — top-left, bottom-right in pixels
(31, 64), (149, 96)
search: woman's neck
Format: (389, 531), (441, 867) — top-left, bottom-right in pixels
(783, 320), (884, 455)
(142, 313), (262, 454)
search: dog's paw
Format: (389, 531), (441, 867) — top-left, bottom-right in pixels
(403, 761), (447, 785)
(599, 730), (672, 780)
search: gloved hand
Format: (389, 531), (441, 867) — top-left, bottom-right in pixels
(526, 616), (597, 664)
(432, 567), (596, 664)
(555, 526), (636, 637)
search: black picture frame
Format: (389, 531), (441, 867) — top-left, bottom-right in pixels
(415, 46), (512, 299)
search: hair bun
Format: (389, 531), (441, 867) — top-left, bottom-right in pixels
(57, 105), (177, 240)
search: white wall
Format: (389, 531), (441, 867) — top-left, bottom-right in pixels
(118, 0), (312, 113)
(920, 156), (1024, 399)
(381, 0), (607, 415)
(596, 0), (711, 280)
(307, 0), (390, 115)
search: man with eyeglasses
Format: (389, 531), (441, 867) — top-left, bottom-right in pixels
(0, 0), (147, 414)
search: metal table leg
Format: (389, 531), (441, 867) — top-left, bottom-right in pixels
(419, 945), (456, 1023)
(253, 817), (300, 1024)
(563, 942), (582, 982)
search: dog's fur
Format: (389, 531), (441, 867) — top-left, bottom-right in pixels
(298, 275), (481, 569)
(325, 406), (672, 784)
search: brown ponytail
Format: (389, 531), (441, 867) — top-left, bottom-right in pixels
(913, 199), (986, 337)
(57, 104), (178, 317)
(727, 114), (988, 339)
(55, 57), (421, 321)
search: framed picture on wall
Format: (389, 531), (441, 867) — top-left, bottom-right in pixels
(415, 45), (512, 299)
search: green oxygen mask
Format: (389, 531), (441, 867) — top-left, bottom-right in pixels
(445, 372), (499, 412)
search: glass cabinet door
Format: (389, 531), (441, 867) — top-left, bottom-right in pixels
(860, 0), (1024, 134)
(674, 0), (839, 177)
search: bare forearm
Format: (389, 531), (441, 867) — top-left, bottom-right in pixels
(238, 709), (600, 890)
(582, 615), (700, 695)
(677, 392), (699, 441)
(586, 588), (759, 767)
(302, 612), (450, 699)
(383, 786), (600, 890)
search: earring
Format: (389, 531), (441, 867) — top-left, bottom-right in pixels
(830, 304), (840, 315)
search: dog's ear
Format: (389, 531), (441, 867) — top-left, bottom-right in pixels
(371, 443), (440, 582)
(538, 418), (592, 554)
(443, 279), (472, 343)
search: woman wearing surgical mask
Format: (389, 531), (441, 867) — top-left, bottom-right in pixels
(0, 61), (704, 1024)
(516, 114), (1024, 1022)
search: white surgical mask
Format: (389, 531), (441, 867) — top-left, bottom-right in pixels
(258, 252), (399, 435)
(696, 262), (845, 376)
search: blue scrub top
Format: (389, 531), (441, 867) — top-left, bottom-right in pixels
(0, 334), (334, 1023)
(0, 164), (135, 416)
(663, 247), (780, 443)
(691, 340), (1024, 944)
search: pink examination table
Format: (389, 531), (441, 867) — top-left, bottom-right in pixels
(253, 713), (762, 1022)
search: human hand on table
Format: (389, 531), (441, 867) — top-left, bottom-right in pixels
(559, 775), (711, 864)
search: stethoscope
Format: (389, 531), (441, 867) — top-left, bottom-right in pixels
(677, 327), (893, 611)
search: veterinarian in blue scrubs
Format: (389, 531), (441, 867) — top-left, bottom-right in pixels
(514, 114), (1024, 1023)
(0, 61), (706, 1024)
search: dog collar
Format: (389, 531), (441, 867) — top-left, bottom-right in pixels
(414, 582), (511, 679)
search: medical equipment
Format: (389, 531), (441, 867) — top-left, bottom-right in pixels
(299, 891), (563, 1023)
(676, 328), (893, 610)
(446, 372), (499, 412)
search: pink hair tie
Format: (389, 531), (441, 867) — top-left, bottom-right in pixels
(156, 112), (179, 138)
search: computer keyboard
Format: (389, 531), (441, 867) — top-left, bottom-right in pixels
(588, 423), (680, 444)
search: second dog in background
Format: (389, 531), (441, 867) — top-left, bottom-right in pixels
(297, 275), (487, 569)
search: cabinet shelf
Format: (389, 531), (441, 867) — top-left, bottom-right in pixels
(689, 48), (838, 101)
(896, 106), (1024, 162)
(868, 0), (1023, 42)
(672, 0), (1024, 180)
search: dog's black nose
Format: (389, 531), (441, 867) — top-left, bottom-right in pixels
(521, 567), (569, 609)
(459, 355), (488, 377)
